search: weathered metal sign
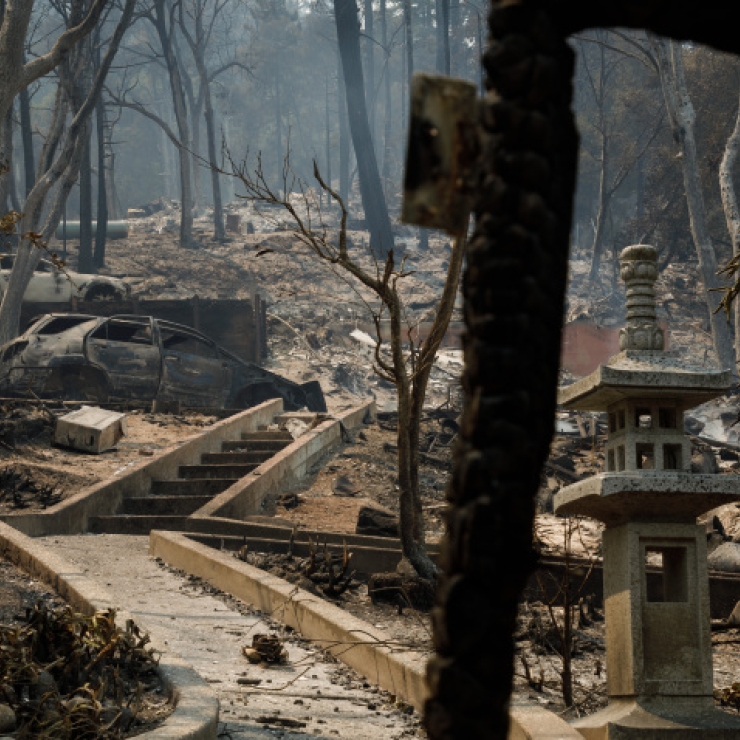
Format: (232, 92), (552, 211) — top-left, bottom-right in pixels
(401, 73), (479, 236)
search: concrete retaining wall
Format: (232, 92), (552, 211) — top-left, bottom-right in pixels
(2, 399), (283, 537)
(0, 522), (219, 740)
(150, 530), (428, 708)
(193, 402), (374, 520)
(149, 530), (581, 739)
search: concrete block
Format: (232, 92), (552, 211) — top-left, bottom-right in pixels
(54, 406), (127, 453)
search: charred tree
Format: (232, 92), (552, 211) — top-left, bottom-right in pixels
(176, 0), (226, 240)
(228, 155), (456, 579)
(425, 3), (740, 738)
(650, 36), (735, 375)
(75, 22), (94, 274)
(0, 0), (107, 124)
(93, 87), (108, 268)
(151, 0), (195, 248)
(334, 0), (394, 255)
(0, 107), (14, 211)
(379, 0), (392, 196)
(424, 3), (578, 737)
(78, 131), (94, 273)
(435, 0), (450, 75)
(363, 0), (375, 141)
(0, 0), (136, 345)
(720, 86), (740, 364)
(338, 52), (350, 205)
(18, 68), (34, 197)
(325, 74), (332, 192)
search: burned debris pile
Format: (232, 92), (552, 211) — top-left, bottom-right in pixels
(0, 466), (62, 510)
(0, 404), (51, 450)
(0, 603), (168, 739)
(236, 538), (360, 600)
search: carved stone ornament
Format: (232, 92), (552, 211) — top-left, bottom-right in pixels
(618, 244), (665, 352)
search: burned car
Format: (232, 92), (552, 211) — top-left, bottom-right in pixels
(0, 255), (130, 302)
(0, 314), (326, 411)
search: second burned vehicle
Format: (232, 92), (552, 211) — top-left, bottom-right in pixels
(0, 314), (326, 411)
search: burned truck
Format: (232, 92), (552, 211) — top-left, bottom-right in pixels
(0, 314), (326, 411)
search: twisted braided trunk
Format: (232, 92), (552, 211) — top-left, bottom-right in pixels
(424, 3), (578, 737)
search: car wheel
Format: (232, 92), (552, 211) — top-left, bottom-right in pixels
(235, 382), (282, 409)
(84, 285), (121, 302)
(61, 368), (109, 402)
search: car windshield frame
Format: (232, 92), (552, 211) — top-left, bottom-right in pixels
(33, 315), (99, 336)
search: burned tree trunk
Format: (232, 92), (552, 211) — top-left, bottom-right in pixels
(719, 87), (740, 366)
(0, 107), (14, 211)
(152, 0), (195, 249)
(424, 3), (578, 737)
(78, 131), (94, 273)
(334, 0), (394, 255)
(651, 36), (735, 375)
(379, 0), (392, 197)
(363, 0), (375, 142)
(0, 0), (136, 346)
(18, 53), (35, 197)
(94, 88), (108, 269)
(337, 52), (350, 205)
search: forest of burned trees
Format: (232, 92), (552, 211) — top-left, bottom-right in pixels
(4, 3), (740, 319)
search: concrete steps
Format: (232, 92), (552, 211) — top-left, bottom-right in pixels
(200, 451), (272, 465)
(221, 440), (289, 452)
(89, 422), (294, 534)
(121, 496), (213, 516)
(178, 463), (259, 479)
(151, 479), (236, 496)
(89, 515), (190, 534)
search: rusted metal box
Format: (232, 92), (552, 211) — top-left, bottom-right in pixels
(53, 406), (127, 454)
(401, 73), (478, 236)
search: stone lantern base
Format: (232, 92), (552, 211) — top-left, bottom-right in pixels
(571, 698), (740, 739)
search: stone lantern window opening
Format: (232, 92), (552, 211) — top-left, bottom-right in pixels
(604, 398), (689, 473)
(635, 443), (654, 470)
(644, 544), (689, 603)
(663, 443), (682, 470)
(636, 408), (652, 428)
(659, 407), (677, 429)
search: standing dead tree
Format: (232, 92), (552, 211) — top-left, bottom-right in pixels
(229, 152), (463, 580)
(0, 0), (107, 124)
(0, 0), (136, 346)
(334, 0), (394, 256)
(649, 34), (736, 375)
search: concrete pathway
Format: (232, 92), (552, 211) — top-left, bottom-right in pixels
(40, 534), (423, 740)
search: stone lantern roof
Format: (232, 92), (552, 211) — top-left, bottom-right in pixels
(559, 244), (731, 412)
(554, 244), (740, 526)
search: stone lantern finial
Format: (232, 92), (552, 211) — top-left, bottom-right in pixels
(619, 244), (665, 352)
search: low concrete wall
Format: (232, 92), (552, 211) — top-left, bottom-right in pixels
(2, 399), (283, 537)
(150, 530), (581, 739)
(0, 522), (219, 740)
(508, 703), (582, 739)
(194, 402), (374, 520)
(150, 530), (428, 708)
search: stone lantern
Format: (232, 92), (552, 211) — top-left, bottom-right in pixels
(554, 245), (740, 738)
